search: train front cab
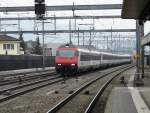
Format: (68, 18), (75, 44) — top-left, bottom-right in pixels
(55, 48), (78, 75)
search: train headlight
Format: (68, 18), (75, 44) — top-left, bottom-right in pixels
(71, 64), (75, 66)
(58, 64), (61, 66)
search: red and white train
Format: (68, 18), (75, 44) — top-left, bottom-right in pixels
(55, 43), (131, 75)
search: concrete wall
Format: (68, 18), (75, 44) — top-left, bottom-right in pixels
(0, 55), (55, 71)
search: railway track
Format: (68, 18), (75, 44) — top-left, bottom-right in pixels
(84, 66), (132, 113)
(0, 69), (53, 78)
(0, 75), (61, 95)
(0, 70), (53, 84)
(0, 70), (56, 86)
(46, 64), (133, 113)
(0, 67), (106, 104)
(0, 66), (115, 104)
(0, 74), (64, 103)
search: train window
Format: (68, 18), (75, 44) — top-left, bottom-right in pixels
(75, 51), (79, 56)
(80, 52), (91, 61)
(56, 50), (77, 57)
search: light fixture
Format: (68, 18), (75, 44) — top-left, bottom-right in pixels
(71, 64), (75, 66)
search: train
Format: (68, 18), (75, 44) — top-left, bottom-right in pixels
(55, 43), (131, 75)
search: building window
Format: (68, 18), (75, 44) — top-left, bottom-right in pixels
(3, 44), (15, 50)
(11, 44), (14, 50)
(7, 44), (10, 49)
(3, 44), (7, 50)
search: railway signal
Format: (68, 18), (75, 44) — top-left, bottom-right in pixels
(34, 0), (46, 70)
(34, 0), (45, 19)
(35, 0), (45, 3)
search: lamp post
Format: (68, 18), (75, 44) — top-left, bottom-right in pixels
(83, 32), (84, 46)
(89, 28), (92, 46)
(110, 26), (112, 52)
(78, 27), (79, 46)
(69, 20), (72, 44)
(42, 19), (45, 70)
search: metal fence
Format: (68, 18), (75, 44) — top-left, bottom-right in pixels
(0, 55), (55, 71)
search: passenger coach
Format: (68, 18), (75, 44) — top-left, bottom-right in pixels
(55, 43), (131, 75)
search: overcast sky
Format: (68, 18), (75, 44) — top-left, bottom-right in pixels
(0, 0), (149, 45)
(0, 0), (123, 6)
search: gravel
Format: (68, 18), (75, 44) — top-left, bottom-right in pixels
(0, 70), (103, 113)
(0, 66), (128, 113)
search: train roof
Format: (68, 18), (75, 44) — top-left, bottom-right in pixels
(58, 43), (77, 48)
(58, 43), (131, 57)
(58, 43), (98, 50)
(99, 52), (131, 57)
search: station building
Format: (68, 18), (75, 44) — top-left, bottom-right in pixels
(0, 35), (21, 55)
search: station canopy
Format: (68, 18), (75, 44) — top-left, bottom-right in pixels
(122, 0), (150, 20)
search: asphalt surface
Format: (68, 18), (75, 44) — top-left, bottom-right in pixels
(105, 67), (150, 113)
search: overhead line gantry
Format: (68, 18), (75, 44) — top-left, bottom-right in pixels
(0, 4), (122, 12)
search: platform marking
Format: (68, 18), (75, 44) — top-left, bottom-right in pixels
(129, 87), (150, 113)
(127, 69), (150, 113)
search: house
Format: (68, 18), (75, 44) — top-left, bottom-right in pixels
(44, 43), (63, 56)
(0, 35), (21, 55)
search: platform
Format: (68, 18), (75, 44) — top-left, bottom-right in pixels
(105, 87), (150, 113)
(105, 66), (150, 113)
(106, 87), (137, 113)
